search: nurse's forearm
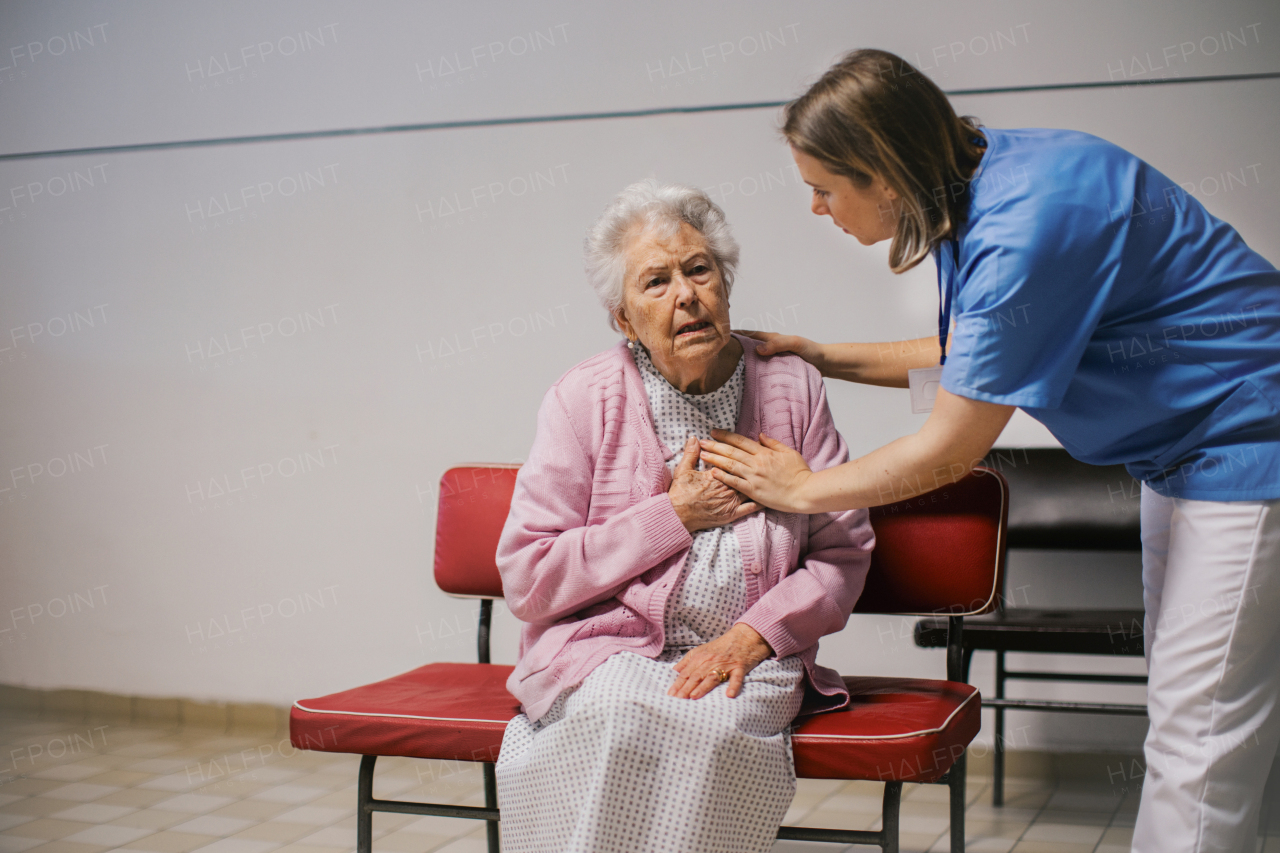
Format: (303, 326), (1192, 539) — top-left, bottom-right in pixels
(798, 436), (972, 511)
(794, 390), (1014, 512)
(818, 337), (942, 387)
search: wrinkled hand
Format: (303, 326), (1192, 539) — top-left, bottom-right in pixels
(735, 329), (823, 367)
(668, 623), (773, 699)
(668, 435), (761, 533)
(700, 430), (814, 514)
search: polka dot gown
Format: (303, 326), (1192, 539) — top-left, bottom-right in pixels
(636, 341), (749, 650)
(496, 343), (806, 853)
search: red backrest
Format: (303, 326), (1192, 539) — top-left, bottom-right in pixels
(853, 468), (1008, 616)
(433, 465), (518, 598)
(433, 463), (1008, 615)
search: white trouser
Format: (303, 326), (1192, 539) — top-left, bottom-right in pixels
(1133, 484), (1280, 853)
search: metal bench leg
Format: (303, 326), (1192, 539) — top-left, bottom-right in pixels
(949, 751), (966, 853)
(357, 755), (376, 853)
(882, 781), (901, 853)
(478, 598), (500, 852)
(994, 650), (1006, 807)
(483, 763), (499, 853)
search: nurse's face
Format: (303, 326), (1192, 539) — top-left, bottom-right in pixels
(791, 145), (900, 245)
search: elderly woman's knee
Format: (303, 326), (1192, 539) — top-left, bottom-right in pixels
(581, 687), (664, 724)
(581, 692), (751, 757)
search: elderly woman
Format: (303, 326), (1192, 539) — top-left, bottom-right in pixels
(494, 180), (874, 853)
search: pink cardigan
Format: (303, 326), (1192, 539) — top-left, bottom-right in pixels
(496, 334), (875, 722)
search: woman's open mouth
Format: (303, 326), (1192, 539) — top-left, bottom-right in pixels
(676, 321), (712, 337)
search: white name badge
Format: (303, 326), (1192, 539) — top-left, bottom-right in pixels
(907, 366), (943, 414)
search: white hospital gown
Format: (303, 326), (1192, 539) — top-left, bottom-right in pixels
(497, 343), (805, 853)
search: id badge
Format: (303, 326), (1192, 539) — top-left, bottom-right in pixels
(907, 366), (943, 414)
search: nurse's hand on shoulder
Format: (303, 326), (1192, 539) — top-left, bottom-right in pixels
(735, 329), (823, 366)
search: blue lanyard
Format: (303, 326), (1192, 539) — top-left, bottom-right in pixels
(936, 237), (959, 366)
(935, 134), (981, 365)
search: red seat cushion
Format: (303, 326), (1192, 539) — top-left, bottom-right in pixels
(293, 666), (979, 785)
(792, 676), (980, 783)
(290, 662), (520, 763)
(433, 467), (517, 598)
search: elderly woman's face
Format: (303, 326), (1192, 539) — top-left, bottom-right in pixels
(615, 222), (736, 393)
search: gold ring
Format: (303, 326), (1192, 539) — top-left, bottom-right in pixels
(710, 668), (729, 683)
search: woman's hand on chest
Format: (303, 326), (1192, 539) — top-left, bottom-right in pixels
(668, 435), (763, 533)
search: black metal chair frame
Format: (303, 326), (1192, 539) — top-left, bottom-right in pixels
(961, 643), (1147, 806)
(915, 447), (1150, 806)
(354, 600), (975, 853)
(918, 609), (1149, 806)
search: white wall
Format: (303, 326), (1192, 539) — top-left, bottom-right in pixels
(1, 0), (1276, 753)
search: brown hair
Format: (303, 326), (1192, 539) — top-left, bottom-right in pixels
(783, 49), (985, 273)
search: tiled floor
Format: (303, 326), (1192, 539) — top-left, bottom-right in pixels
(0, 713), (1272, 853)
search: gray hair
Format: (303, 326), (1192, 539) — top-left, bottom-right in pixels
(584, 180), (740, 331)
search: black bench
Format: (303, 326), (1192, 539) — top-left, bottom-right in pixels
(914, 447), (1146, 805)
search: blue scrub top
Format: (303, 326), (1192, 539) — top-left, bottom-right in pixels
(940, 127), (1280, 500)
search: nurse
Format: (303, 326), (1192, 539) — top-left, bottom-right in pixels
(699, 48), (1280, 853)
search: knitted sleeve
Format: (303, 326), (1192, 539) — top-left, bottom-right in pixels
(496, 384), (692, 625)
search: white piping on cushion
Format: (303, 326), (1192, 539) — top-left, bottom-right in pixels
(292, 700), (512, 726)
(791, 688), (978, 742)
(295, 688), (978, 742)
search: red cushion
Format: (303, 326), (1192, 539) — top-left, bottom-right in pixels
(292, 666), (978, 784)
(433, 466), (518, 598)
(792, 676), (980, 783)
(854, 469), (1008, 616)
(290, 663), (520, 762)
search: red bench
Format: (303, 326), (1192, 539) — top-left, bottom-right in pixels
(292, 464), (1007, 852)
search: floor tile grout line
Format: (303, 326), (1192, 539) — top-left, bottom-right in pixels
(1006, 779), (1058, 852)
(0, 735), (381, 852)
(2, 717), (1151, 853)
(1090, 785), (1132, 853)
(780, 777), (859, 833)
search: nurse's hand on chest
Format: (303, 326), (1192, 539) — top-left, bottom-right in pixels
(699, 432), (814, 514)
(668, 435), (762, 532)
(699, 388), (1014, 514)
